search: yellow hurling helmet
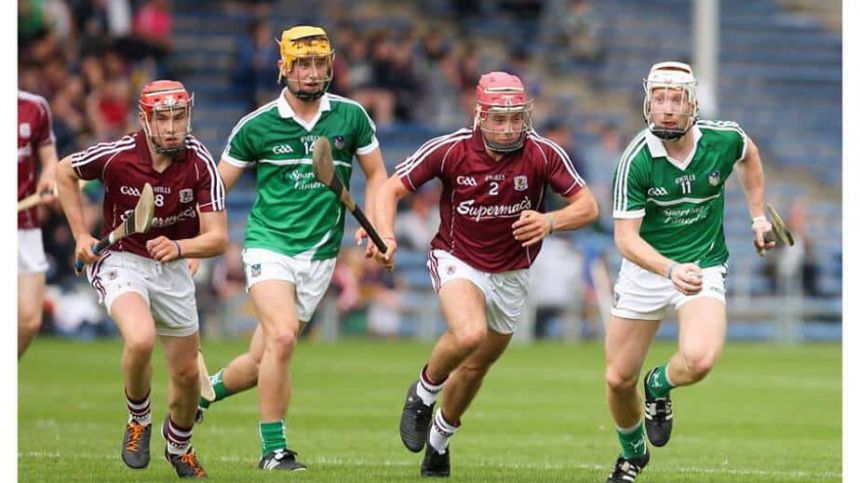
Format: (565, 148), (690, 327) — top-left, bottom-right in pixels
(278, 25), (335, 100)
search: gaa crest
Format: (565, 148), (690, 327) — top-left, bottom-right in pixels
(514, 175), (528, 191)
(179, 189), (193, 203)
(334, 135), (346, 150)
(708, 170), (720, 186)
(19, 122), (31, 138)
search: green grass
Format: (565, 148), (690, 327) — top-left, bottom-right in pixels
(19, 338), (841, 481)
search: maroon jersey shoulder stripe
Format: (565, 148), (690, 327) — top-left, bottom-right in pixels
(395, 128), (471, 178)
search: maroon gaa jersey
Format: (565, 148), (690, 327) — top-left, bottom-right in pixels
(396, 128), (585, 273)
(70, 130), (225, 259)
(18, 90), (56, 229)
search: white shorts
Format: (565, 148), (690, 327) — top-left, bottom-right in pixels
(427, 249), (530, 335)
(611, 259), (727, 321)
(18, 229), (48, 274)
(242, 247), (337, 322)
(87, 251), (199, 337)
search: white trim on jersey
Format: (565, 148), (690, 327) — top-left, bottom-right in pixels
(696, 120), (749, 163)
(528, 131), (586, 187)
(356, 136), (379, 155)
(613, 132), (647, 215)
(19, 90), (56, 145)
(395, 129), (472, 178)
(646, 192), (722, 207)
(328, 93), (378, 134)
(70, 137), (137, 178)
(187, 137), (226, 211)
(221, 100), (279, 165)
(257, 157), (351, 168)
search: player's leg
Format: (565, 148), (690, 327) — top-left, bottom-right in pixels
(18, 228), (48, 359)
(640, 266), (727, 447)
(109, 292), (158, 470)
(604, 314), (659, 482)
(196, 324), (264, 421)
(250, 280), (307, 471)
(420, 330), (511, 477)
(159, 332), (207, 478)
(400, 278), (487, 453)
(17, 272), (45, 358)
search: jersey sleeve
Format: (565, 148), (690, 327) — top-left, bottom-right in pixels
(69, 137), (131, 181)
(34, 98), (55, 147)
(395, 135), (452, 192)
(613, 148), (648, 219)
(221, 120), (256, 167)
(189, 138), (226, 212)
(728, 122), (748, 164)
(538, 137), (585, 196)
(353, 103), (379, 155)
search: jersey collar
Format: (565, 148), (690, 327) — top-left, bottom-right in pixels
(645, 124), (702, 170)
(277, 89), (331, 131)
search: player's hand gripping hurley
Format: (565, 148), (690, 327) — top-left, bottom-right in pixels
(755, 203), (795, 256)
(74, 183), (156, 273)
(312, 136), (388, 253)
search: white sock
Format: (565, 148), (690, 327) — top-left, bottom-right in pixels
(428, 411), (459, 454)
(165, 418), (192, 456)
(126, 391), (152, 426)
(416, 367), (445, 406)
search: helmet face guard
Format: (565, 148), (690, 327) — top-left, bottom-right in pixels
(279, 26), (334, 101)
(643, 61), (699, 140)
(474, 71), (533, 153)
(139, 80), (193, 156)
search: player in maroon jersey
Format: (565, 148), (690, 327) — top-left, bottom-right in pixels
(55, 80), (226, 479)
(371, 72), (599, 476)
(18, 90), (60, 358)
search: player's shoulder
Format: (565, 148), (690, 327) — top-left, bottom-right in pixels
(525, 130), (571, 163)
(184, 135), (216, 164)
(230, 100), (280, 133)
(18, 90), (50, 108)
(326, 93), (368, 112)
(696, 119), (746, 141)
(618, 129), (651, 165)
(71, 133), (137, 162)
(415, 128), (473, 155)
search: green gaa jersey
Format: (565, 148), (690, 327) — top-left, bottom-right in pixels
(612, 120), (748, 268)
(222, 91), (378, 260)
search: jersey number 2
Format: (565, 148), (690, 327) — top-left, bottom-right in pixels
(489, 182), (499, 196)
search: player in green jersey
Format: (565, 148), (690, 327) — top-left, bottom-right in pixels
(604, 62), (776, 482)
(200, 25), (388, 471)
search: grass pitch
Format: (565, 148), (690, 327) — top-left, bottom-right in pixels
(19, 338), (840, 481)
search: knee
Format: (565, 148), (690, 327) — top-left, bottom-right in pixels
(605, 366), (639, 393)
(452, 325), (487, 353)
(125, 336), (155, 361)
(169, 360), (200, 389)
(19, 309), (42, 334)
(265, 328), (298, 358)
(682, 351), (719, 381)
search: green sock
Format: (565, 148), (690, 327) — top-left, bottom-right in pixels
(260, 420), (287, 456)
(646, 363), (675, 399)
(199, 369), (231, 409)
(616, 421), (647, 459)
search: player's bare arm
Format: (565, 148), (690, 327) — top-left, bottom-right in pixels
(217, 160), (246, 192)
(614, 216), (703, 295)
(512, 185), (599, 247)
(371, 174), (412, 269)
(355, 147), (388, 251)
(36, 142), (59, 204)
(146, 210), (228, 262)
(55, 156), (98, 265)
(733, 137), (775, 254)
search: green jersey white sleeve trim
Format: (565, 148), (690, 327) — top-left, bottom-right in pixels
(613, 132), (648, 218)
(221, 100), (279, 167)
(356, 137), (379, 155)
(697, 120), (748, 163)
(222, 153), (250, 167)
